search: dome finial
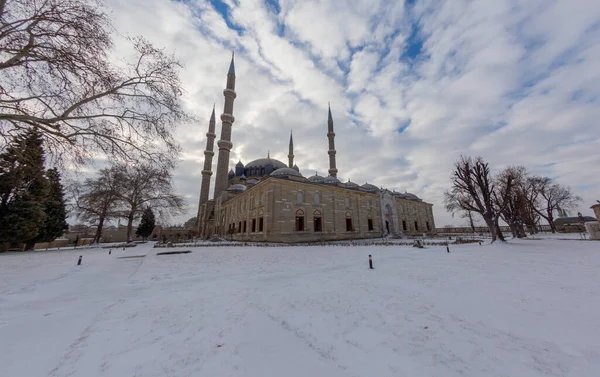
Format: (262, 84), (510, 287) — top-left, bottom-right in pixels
(267, 150), (270, 159)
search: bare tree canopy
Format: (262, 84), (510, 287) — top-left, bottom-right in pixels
(72, 167), (121, 243)
(0, 0), (188, 166)
(528, 176), (581, 233)
(445, 155), (583, 240)
(113, 163), (184, 242)
(445, 156), (504, 241)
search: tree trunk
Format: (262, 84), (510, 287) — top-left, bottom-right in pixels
(483, 215), (497, 242)
(494, 216), (505, 241)
(94, 217), (105, 244)
(126, 208), (135, 243)
(509, 223), (518, 238)
(547, 210), (556, 233)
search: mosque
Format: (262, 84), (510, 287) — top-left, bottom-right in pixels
(196, 55), (436, 242)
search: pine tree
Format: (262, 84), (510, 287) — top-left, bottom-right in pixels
(0, 130), (48, 250)
(36, 168), (68, 244)
(136, 207), (155, 240)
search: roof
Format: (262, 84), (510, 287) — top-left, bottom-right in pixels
(361, 183), (379, 191)
(324, 176), (340, 184)
(308, 174), (325, 183)
(554, 216), (596, 224)
(271, 167), (303, 177)
(245, 158), (287, 170)
(227, 184), (246, 192)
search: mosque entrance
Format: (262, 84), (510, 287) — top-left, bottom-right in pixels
(385, 220), (390, 234)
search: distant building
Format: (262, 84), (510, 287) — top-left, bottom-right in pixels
(196, 55), (436, 243)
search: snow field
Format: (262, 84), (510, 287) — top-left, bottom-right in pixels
(0, 239), (599, 376)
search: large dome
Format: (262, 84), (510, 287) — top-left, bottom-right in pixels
(245, 158), (286, 170)
(270, 167), (303, 177)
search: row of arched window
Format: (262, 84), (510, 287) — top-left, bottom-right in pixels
(294, 209), (375, 232)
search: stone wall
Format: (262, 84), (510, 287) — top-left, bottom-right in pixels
(592, 204), (600, 222)
(393, 197), (436, 235)
(219, 177), (384, 243)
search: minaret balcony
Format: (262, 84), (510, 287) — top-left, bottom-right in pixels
(201, 170), (213, 176)
(217, 140), (233, 150)
(204, 150), (215, 157)
(206, 132), (217, 138)
(220, 113), (235, 123)
(223, 89), (237, 99)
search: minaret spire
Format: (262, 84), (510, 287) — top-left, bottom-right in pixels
(327, 103), (338, 178)
(288, 129), (294, 168)
(213, 54), (238, 199)
(197, 105), (217, 214)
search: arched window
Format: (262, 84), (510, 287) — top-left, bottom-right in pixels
(314, 192), (320, 205)
(366, 199), (371, 210)
(295, 209), (305, 231)
(313, 210), (322, 232)
(367, 214), (374, 231)
(345, 197), (350, 209)
(345, 211), (353, 232)
(297, 191), (303, 205)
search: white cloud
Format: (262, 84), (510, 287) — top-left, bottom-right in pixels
(101, 0), (600, 227)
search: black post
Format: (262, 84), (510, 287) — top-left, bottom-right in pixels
(77, 255), (82, 265)
(478, 241), (481, 246)
(109, 249), (112, 255)
(369, 254), (374, 269)
(446, 245), (450, 253)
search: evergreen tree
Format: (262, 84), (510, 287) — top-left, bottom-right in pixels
(136, 208), (155, 240)
(36, 168), (68, 243)
(0, 130), (47, 250)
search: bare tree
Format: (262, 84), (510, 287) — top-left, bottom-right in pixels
(0, 0), (188, 166)
(114, 163), (184, 242)
(444, 156), (506, 242)
(529, 177), (581, 233)
(495, 166), (526, 238)
(72, 167), (120, 243)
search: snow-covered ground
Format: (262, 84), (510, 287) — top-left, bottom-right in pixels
(1, 239), (598, 377)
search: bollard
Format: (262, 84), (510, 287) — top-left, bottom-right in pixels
(478, 241), (481, 246)
(109, 249), (112, 255)
(446, 245), (450, 253)
(77, 255), (82, 266)
(369, 254), (374, 269)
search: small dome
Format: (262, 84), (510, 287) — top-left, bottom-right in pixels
(324, 176), (340, 184)
(361, 183), (378, 191)
(398, 192), (421, 201)
(227, 184), (247, 192)
(236, 160), (244, 167)
(240, 174), (247, 180)
(270, 167), (303, 177)
(246, 178), (260, 185)
(293, 164), (299, 172)
(308, 173), (325, 183)
(346, 180), (359, 188)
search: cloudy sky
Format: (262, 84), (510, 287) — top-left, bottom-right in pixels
(105, 0), (600, 227)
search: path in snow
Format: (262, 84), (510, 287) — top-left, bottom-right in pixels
(0, 240), (598, 376)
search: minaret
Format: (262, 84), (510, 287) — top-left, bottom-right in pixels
(327, 103), (338, 177)
(198, 105), (217, 212)
(288, 130), (294, 168)
(213, 53), (237, 199)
